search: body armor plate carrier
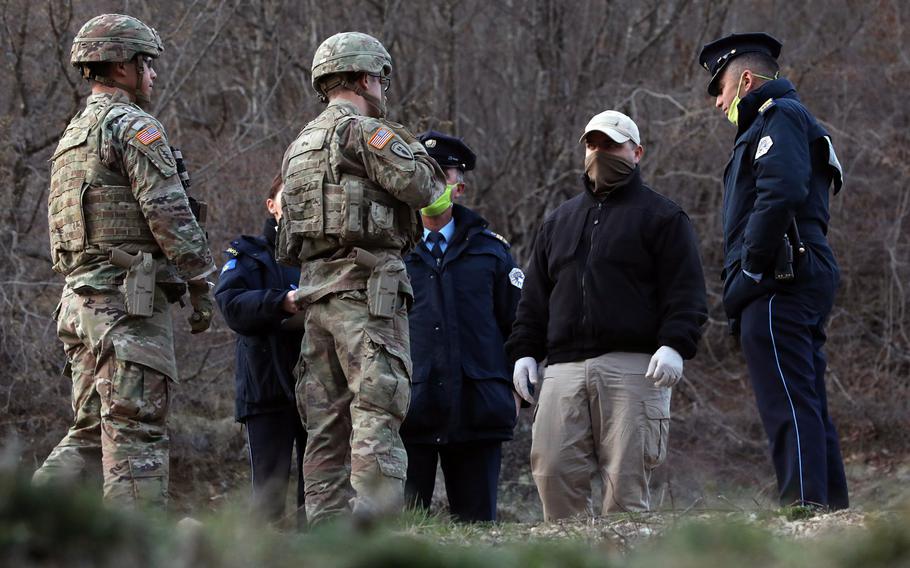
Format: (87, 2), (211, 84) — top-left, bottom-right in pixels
(280, 105), (419, 264)
(48, 99), (158, 274)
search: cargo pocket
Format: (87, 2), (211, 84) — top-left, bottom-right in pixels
(358, 332), (410, 422)
(642, 400), (670, 469)
(127, 454), (168, 503)
(106, 361), (170, 425)
(378, 443), (408, 480)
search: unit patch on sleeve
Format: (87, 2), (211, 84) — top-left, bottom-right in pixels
(368, 127), (394, 150)
(390, 140), (413, 159)
(136, 125), (162, 145)
(509, 267), (525, 289)
(755, 136), (774, 159)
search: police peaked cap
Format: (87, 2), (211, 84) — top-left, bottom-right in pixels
(417, 130), (476, 171)
(698, 32), (782, 96)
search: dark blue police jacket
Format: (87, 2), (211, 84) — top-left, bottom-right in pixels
(401, 205), (521, 445)
(214, 219), (303, 422)
(722, 78), (844, 321)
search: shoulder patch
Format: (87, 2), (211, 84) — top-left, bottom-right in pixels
(758, 98), (776, 114)
(755, 136), (774, 159)
(509, 267), (525, 289)
(221, 258), (237, 274)
(136, 125), (162, 145)
(225, 247), (240, 257)
(368, 127), (394, 149)
(390, 140), (413, 159)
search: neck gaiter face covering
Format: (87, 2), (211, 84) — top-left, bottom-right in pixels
(584, 151), (635, 195)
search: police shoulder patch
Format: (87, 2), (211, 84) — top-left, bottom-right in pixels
(221, 258), (237, 273)
(509, 267), (525, 289)
(755, 136), (774, 160)
(758, 98), (776, 114)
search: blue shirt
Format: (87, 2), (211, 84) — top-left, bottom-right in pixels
(422, 217), (456, 254)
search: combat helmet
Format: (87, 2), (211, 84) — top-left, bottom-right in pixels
(311, 32), (392, 101)
(71, 14), (163, 106)
(71, 13), (163, 66)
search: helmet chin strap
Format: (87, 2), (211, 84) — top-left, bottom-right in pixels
(344, 79), (386, 118)
(82, 55), (150, 107)
(133, 57), (150, 108)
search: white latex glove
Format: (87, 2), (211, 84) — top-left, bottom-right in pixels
(646, 346), (684, 388)
(513, 356), (539, 404)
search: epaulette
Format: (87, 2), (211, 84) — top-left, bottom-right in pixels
(758, 98), (776, 115)
(482, 229), (511, 248)
(224, 244), (240, 258)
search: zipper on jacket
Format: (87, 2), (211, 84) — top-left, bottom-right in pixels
(581, 202), (602, 331)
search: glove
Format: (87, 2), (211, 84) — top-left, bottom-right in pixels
(513, 356), (540, 404)
(187, 279), (214, 334)
(646, 346), (683, 388)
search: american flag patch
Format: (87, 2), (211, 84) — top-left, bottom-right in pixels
(136, 125), (162, 145)
(368, 128), (394, 149)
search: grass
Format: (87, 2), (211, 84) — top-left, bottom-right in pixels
(1, 464), (908, 568)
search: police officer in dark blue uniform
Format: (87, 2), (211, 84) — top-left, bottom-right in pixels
(401, 131), (523, 522)
(698, 33), (848, 510)
(214, 176), (307, 524)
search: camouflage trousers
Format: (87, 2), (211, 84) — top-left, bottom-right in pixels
(33, 284), (176, 508)
(296, 289), (411, 524)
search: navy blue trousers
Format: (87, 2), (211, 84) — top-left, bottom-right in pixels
(245, 407), (307, 525)
(404, 441), (502, 522)
(740, 292), (849, 509)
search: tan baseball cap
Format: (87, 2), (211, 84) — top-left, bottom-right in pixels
(579, 110), (641, 145)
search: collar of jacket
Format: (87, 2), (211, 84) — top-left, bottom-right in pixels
(326, 99), (360, 116)
(413, 204), (489, 267)
(736, 78), (800, 136)
(262, 217), (278, 249)
(448, 203), (489, 245)
(580, 164), (643, 205)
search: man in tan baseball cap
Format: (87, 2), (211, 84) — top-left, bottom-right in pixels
(579, 109), (641, 145)
(507, 109), (708, 519)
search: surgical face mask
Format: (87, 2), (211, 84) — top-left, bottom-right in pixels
(584, 151), (635, 195)
(726, 71), (778, 126)
(420, 184), (454, 216)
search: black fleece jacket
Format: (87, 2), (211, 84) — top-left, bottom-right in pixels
(505, 168), (708, 364)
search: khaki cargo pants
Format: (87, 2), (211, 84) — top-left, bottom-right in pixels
(530, 352), (670, 520)
(33, 285), (174, 508)
(296, 289), (411, 525)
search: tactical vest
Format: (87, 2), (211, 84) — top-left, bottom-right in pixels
(280, 105), (419, 263)
(48, 98), (158, 275)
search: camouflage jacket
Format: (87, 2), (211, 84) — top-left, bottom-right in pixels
(281, 100), (445, 305)
(49, 91), (215, 292)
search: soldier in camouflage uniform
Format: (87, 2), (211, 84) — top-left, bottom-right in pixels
(33, 14), (216, 508)
(278, 32), (446, 523)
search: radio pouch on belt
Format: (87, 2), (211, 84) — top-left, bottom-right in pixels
(109, 248), (156, 316)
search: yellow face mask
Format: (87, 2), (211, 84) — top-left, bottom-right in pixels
(420, 184), (454, 216)
(726, 71), (777, 126)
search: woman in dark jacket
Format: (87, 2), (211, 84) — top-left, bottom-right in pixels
(215, 175), (305, 525)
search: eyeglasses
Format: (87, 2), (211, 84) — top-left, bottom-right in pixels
(368, 73), (391, 93)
